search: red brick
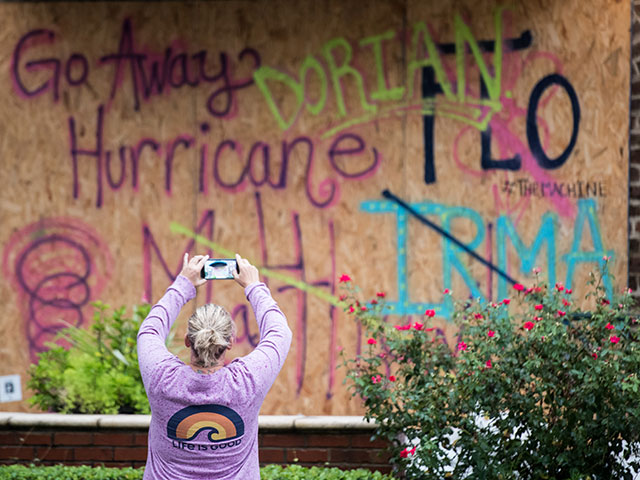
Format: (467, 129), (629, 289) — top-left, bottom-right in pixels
(93, 432), (135, 446)
(20, 432), (53, 445)
(54, 432), (93, 445)
(133, 433), (149, 445)
(0, 445), (35, 461)
(260, 433), (305, 448)
(75, 447), (113, 461)
(106, 461), (137, 468)
(351, 434), (390, 449)
(0, 431), (22, 445)
(114, 446), (148, 461)
(306, 434), (350, 448)
(285, 448), (328, 463)
(329, 448), (390, 464)
(259, 447), (286, 463)
(35, 446), (74, 462)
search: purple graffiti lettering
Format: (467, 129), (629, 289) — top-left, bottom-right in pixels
(65, 54), (89, 86)
(69, 105), (104, 207)
(12, 29), (57, 99)
(328, 133), (380, 179)
(67, 104), (380, 209)
(131, 138), (161, 191)
(12, 29), (89, 102)
(105, 146), (127, 190)
(142, 210), (215, 303)
(99, 19), (260, 115)
(206, 48), (260, 118)
(252, 192), (337, 396)
(231, 304), (259, 348)
(165, 136), (195, 194)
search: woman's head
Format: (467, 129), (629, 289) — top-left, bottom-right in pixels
(186, 304), (235, 368)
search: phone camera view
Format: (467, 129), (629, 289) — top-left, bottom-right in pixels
(201, 259), (238, 280)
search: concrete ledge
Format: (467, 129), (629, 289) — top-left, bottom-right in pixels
(0, 412), (376, 430)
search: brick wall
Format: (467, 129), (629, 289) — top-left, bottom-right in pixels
(630, 1), (640, 295)
(0, 426), (392, 473)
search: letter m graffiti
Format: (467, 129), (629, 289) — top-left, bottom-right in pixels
(496, 213), (556, 300)
(142, 210), (215, 302)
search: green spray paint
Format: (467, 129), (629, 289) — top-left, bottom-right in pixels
(323, 37), (377, 117)
(360, 30), (405, 102)
(170, 222), (342, 307)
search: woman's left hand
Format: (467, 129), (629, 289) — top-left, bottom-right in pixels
(179, 253), (209, 288)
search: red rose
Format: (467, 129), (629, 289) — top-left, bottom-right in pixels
(389, 375), (396, 382)
(535, 304), (543, 310)
(503, 299), (511, 305)
(524, 321), (535, 330)
(485, 360), (492, 368)
(605, 323), (614, 330)
(610, 336), (620, 344)
(376, 292), (386, 298)
(513, 283), (525, 291)
(487, 330), (495, 337)
(457, 341), (468, 351)
(367, 338), (377, 345)
(425, 309), (436, 317)
(339, 274), (351, 283)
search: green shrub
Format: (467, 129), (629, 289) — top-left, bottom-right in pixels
(0, 465), (143, 480)
(260, 465), (395, 479)
(341, 264), (640, 479)
(0, 465), (394, 479)
(28, 302), (151, 414)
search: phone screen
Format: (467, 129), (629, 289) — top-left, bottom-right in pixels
(201, 259), (238, 280)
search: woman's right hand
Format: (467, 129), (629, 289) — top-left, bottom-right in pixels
(233, 253), (260, 288)
(179, 253), (209, 288)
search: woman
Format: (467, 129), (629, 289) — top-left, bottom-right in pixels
(137, 253), (292, 480)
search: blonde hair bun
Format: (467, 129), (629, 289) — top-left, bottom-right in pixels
(187, 304), (235, 368)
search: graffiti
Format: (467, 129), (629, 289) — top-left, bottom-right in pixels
(69, 106), (380, 209)
(12, 19), (259, 116)
(170, 192), (339, 398)
(423, 39), (580, 188)
(2, 219), (112, 361)
(1, 1), (628, 417)
(362, 195), (613, 319)
(254, 8), (513, 132)
(143, 210), (216, 304)
(502, 179), (607, 199)
(252, 7), (583, 222)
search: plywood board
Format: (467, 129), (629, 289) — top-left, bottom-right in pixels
(0, 0), (630, 414)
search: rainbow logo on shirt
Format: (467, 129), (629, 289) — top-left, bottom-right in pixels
(167, 404), (245, 443)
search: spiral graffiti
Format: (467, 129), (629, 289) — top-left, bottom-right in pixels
(2, 218), (112, 361)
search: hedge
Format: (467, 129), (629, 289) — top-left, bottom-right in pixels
(0, 465), (396, 479)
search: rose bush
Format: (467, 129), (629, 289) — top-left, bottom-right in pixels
(340, 264), (640, 479)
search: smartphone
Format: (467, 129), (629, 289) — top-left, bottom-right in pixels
(200, 259), (239, 280)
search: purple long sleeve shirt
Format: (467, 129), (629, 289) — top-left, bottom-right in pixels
(137, 276), (292, 480)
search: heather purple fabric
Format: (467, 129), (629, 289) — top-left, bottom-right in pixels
(137, 275), (292, 480)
